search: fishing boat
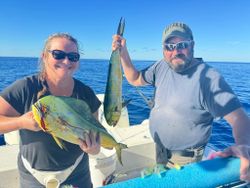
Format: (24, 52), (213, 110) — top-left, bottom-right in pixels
(0, 94), (247, 188)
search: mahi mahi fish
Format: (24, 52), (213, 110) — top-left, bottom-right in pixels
(104, 18), (125, 127)
(32, 95), (127, 165)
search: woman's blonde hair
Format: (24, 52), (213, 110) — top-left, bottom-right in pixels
(37, 33), (79, 99)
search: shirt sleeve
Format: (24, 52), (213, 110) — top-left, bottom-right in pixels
(202, 69), (242, 118)
(141, 61), (161, 85)
(141, 59), (169, 86)
(0, 78), (28, 114)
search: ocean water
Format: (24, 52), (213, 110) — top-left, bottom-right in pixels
(0, 57), (249, 151)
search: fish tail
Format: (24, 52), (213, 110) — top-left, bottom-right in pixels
(115, 143), (127, 166)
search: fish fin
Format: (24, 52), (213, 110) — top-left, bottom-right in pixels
(122, 99), (132, 108)
(52, 135), (66, 150)
(115, 143), (128, 166)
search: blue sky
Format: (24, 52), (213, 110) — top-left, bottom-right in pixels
(0, 0), (250, 62)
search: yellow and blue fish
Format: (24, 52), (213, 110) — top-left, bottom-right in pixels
(32, 95), (127, 165)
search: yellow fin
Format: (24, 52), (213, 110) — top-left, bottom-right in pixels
(52, 135), (66, 150)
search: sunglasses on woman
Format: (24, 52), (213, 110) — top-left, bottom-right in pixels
(164, 41), (193, 51)
(48, 50), (80, 62)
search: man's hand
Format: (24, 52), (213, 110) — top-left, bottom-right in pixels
(112, 35), (127, 54)
(209, 145), (250, 182)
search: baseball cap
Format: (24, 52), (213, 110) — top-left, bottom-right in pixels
(162, 22), (193, 43)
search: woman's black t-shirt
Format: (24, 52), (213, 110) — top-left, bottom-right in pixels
(1, 74), (101, 187)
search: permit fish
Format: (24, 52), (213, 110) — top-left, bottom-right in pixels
(104, 17), (125, 127)
(32, 95), (127, 165)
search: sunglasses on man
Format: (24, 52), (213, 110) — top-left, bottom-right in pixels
(48, 50), (80, 62)
(164, 41), (193, 51)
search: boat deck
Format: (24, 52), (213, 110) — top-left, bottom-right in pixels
(0, 144), (19, 188)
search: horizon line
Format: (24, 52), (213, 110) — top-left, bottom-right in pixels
(0, 56), (250, 64)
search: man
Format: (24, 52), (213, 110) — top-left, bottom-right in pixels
(112, 22), (250, 181)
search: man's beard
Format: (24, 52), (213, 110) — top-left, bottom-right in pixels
(168, 53), (192, 73)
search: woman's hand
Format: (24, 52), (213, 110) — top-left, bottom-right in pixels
(79, 131), (101, 155)
(18, 111), (41, 132)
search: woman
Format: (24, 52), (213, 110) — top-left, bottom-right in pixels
(0, 33), (101, 188)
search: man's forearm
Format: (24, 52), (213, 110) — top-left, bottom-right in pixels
(226, 108), (250, 145)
